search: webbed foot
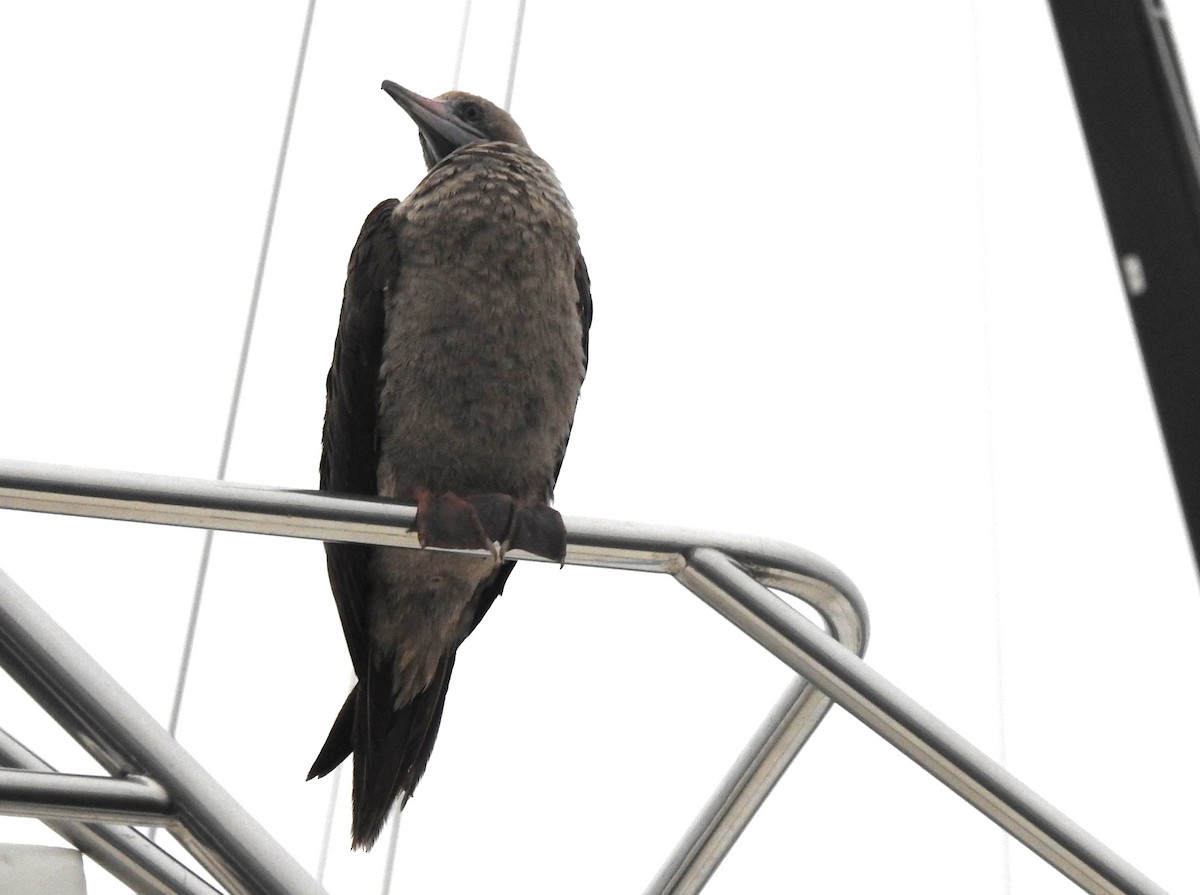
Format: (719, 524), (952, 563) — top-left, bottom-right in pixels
(412, 488), (510, 557)
(411, 489), (566, 563)
(506, 504), (567, 563)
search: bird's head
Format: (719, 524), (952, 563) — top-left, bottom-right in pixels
(382, 81), (529, 169)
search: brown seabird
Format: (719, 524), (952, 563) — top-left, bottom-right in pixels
(307, 81), (591, 850)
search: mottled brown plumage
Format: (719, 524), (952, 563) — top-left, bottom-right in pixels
(309, 83), (591, 849)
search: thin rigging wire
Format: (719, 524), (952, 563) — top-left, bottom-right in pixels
(503, 0), (528, 112)
(452, 0), (473, 91)
(379, 1), (525, 878)
(316, 670), (355, 882)
(375, 4), (521, 888)
(166, 0), (320, 742)
(379, 810), (403, 895)
(365, 1), (484, 878)
(315, 758), (345, 884)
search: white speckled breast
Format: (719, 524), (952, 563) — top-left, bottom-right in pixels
(375, 141), (585, 505)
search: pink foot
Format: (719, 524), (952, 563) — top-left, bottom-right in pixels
(413, 488), (509, 553)
(411, 489), (567, 562)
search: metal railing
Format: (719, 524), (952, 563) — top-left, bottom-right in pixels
(0, 459), (1170, 895)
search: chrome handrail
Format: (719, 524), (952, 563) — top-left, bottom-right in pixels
(0, 459), (1169, 895)
(0, 565), (328, 895)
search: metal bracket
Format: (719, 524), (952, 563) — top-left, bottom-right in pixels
(0, 459), (1169, 895)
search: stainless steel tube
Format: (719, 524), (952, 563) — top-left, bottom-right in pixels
(641, 676), (834, 895)
(1, 458), (1169, 895)
(0, 768), (171, 825)
(678, 547), (1169, 895)
(0, 727), (222, 895)
(0, 459), (868, 895)
(0, 569), (328, 895)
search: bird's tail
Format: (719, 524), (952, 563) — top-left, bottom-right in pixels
(307, 653), (457, 850)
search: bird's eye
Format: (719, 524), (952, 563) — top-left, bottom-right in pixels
(460, 103), (484, 124)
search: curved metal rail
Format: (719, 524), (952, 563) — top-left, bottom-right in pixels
(0, 459), (1169, 895)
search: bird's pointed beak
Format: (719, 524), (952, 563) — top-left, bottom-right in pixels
(382, 80), (482, 166)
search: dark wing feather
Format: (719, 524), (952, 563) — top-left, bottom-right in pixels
(346, 650), (457, 849)
(321, 198), (402, 675)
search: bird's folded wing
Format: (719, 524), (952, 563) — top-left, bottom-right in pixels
(320, 198), (403, 674)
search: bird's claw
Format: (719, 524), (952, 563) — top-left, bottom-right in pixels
(413, 488), (503, 558)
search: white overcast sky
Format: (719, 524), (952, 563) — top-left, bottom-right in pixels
(1, 2), (1198, 894)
